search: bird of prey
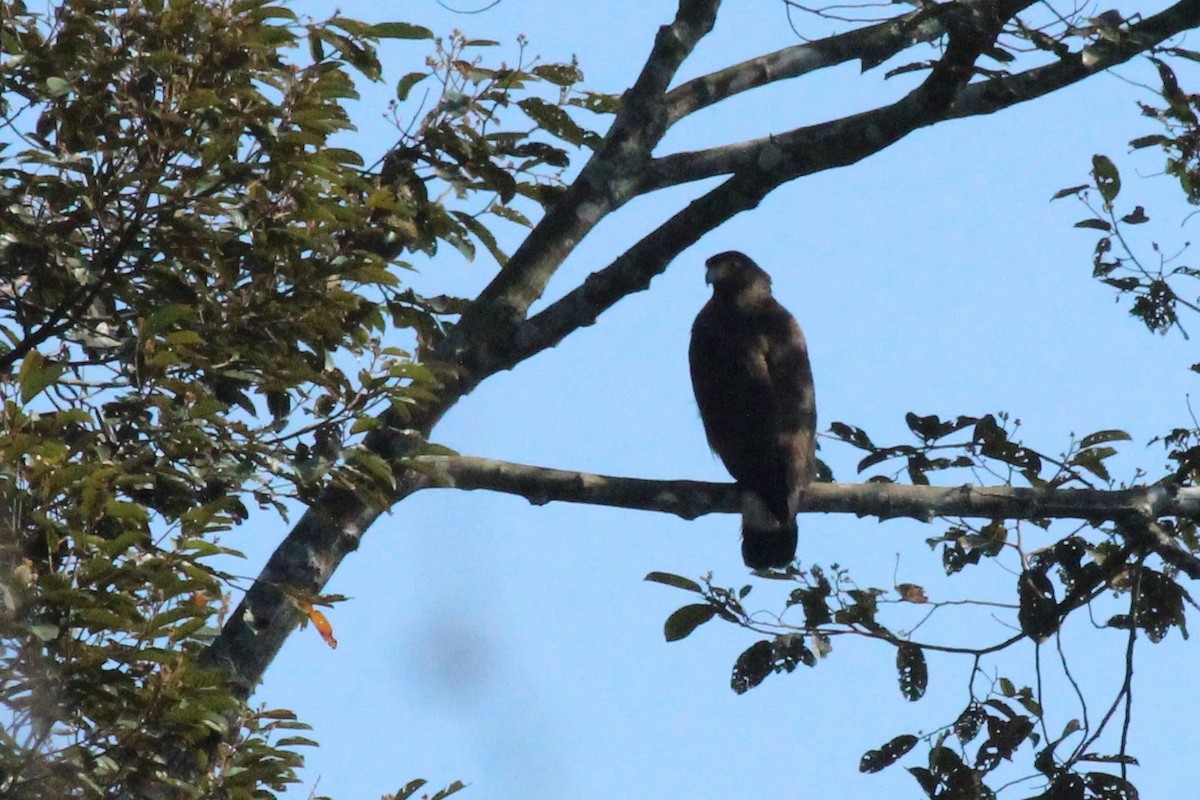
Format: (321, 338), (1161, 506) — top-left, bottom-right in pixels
(688, 251), (816, 569)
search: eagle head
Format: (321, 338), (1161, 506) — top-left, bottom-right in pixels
(705, 251), (772, 294)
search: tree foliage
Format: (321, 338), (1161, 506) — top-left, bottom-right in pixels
(5, 0), (1200, 798)
(0, 0), (595, 795)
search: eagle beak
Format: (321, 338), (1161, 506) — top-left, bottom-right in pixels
(704, 263), (719, 285)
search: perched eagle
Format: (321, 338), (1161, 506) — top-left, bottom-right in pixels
(688, 251), (816, 569)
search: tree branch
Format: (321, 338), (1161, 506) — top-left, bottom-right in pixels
(500, 3), (1016, 366)
(438, 0), (721, 380)
(662, 0), (982, 125)
(197, 0), (1200, 709)
(409, 455), (1200, 523)
(411, 455), (1200, 578)
(194, 6), (711, 709)
(948, 0), (1200, 118)
(198, 483), (386, 696)
(646, 0), (1200, 194)
(504, 168), (785, 368)
(199, 0), (730, 700)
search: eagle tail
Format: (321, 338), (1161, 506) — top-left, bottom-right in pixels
(740, 492), (798, 569)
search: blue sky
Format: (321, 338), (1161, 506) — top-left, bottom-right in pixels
(233, 2), (1200, 798)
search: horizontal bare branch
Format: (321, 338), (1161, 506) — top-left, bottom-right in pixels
(409, 454), (1200, 522)
(411, 454), (1200, 578)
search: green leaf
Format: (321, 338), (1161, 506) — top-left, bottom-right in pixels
(511, 141), (569, 168)
(907, 767), (938, 795)
(103, 499), (149, 524)
(567, 91), (621, 114)
(144, 303), (194, 334)
(1091, 154), (1120, 207)
(1084, 772), (1139, 800)
(444, 231), (476, 262)
(1074, 218), (1112, 231)
(663, 603), (715, 642)
(246, 4), (296, 21)
(1120, 206), (1149, 224)
(324, 147), (365, 166)
(328, 16), (370, 36)
(731, 640), (773, 694)
(18, 351), (63, 404)
(266, 390), (291, 421)
(148, 606), (203, 632)
(896, 643), (927, 701)
(395, 780), (428, 800)
(452, 210), (508, 265)
(1152, 57), (1198, 124)
(791, 583), (833, 627)
(349, 415), (380, 434)
(370, 22), (433, 40)
(1070, 447), (1116, 481)
(860, 734), (919, 774)
(829, 421), (875, 450)
(29, 624), (60, 642)
(258, 709), (300, 721)
(1079, 429), (1130, 448)
(164, 330), (204, 346)
(1080, 754), (1139, 766)
(1017, 569), (1058, 642)
(396, 71), (428, 101)
(45, 76), (70, 96)
(1130, 134), (1170, 150)
(276, 736), (320, 748)
(644, 572), (702, 593)
(517, 97), (599, 149)
(490, 203), (532, 227)
(1102, 276), (1139, 291)
(430, 781), (468, 800)
(1051, 184), (1089, 200)
(954, 704), (987, 744)
(349, 449), (396, 490)
(314, 29), (381, 79)
(532, 64), (583, 86)
(975, 715), (1034, 771)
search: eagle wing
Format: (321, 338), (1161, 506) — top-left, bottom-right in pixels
(689, 295), (815, 567)
(761, 302), (816, 518)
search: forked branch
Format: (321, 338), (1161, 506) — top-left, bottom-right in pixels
(647, 0), (1200, 194)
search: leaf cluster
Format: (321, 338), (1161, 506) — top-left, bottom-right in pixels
(0, 1), (605, 795)
(1056, 58), (1200, 339)
(647, 565), (929, 698)
(649, 534), (1194, 798)
(829, 411), (1130, 490)
(370, 31), (616, 268)
(857, 665), (1143, 800)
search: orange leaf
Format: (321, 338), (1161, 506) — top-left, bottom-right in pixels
(298, 599), (338, 649)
